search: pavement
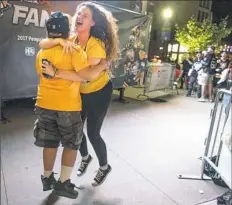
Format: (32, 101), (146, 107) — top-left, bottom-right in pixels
(0, 93), (229, 205)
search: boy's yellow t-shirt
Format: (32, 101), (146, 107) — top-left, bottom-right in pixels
(71, 35), (110, 94)
(35, 45), (88, 111)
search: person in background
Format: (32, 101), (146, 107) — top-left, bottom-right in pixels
(172, 60), (181, 89)
(186, 51), (203, 97)
(40, 2), (119, 187)
(198, 46), (217, 102)
(175, 59), (181, 70)
(180, 55), (193, 89)
(228, 54), (232, 62)
(217, 61), (232, 90)
(195, 50), (207, 100)
(175, 69), (181, 79)
(136, 50), (147, 86)
(212, 51), (230, 99)
(152, 55), (159, 63)
(202, 50), (208, 58)
(227, 62), (232, 90)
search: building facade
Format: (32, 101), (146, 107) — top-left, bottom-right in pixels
(148, 0), (213, 60)
(97, 1), (213, 60)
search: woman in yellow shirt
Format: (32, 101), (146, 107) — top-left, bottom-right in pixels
(40, 2), (118, 187)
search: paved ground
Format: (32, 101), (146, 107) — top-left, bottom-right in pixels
(0, 93), (229, 205)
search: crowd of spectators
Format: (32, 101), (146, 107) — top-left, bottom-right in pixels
(176, 46), (232, 102)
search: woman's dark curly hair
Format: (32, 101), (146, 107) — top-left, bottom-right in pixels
(73, 2), (119, 61)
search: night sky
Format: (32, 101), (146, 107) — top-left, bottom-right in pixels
(212, 0), (232, 43)
(212, 0), (232, 21)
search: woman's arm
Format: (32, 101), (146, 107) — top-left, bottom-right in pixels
(41, 62), (85, 82)
(55, 70), (85, 82)
(39, 38), (61, 49)
(40, 38), (101, 65)
(41, 37), (108, 81)
(77, 60), (107, 81)
(54, 65), (105, 82)
(88, 57), (101, 66)
(42, 59), (107, 82)
(39, 38), (79, 54)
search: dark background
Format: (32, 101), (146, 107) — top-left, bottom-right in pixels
(212, 0), (232, 43)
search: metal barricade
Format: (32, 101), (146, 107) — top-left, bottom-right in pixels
(178, 88), (232, 187)
(137, 63), (178, 101)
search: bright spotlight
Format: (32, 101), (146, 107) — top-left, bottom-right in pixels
(163, 8), (173, 19)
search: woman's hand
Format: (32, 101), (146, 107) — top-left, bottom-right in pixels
(100, 59), (108, 71)
(42, 61), (56, 77)
(99, 59), (111, 71)
(59, 39), (80, 55)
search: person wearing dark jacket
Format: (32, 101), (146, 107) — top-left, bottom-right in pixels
(212, 52), (230, 98)
(180, 56), (192, 89)
(198, 46), (217, 102)
(217, 61), (232, 90)
(186, 51), (203, 97)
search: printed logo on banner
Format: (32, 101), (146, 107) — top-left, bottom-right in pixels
(25, 47), (35, 56)
(0, 0), (11, 17)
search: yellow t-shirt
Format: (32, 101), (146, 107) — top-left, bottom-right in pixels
(71, 36), (109, 94)
(35, 45), (88, 111)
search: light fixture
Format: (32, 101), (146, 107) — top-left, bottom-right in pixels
(163, 8), (173, 19)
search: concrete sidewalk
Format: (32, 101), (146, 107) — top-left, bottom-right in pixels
(0, 94), (228, 205)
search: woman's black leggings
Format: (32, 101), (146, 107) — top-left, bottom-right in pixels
(79, 81), (113, 167)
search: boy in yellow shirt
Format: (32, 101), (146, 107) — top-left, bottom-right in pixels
(34, 12), (106, 199)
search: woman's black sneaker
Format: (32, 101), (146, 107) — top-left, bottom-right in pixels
(77, 155), (93, 176)
(41, 172), (57, 191)
(52, 179), (78, 199)
(92, 165), (112, 187)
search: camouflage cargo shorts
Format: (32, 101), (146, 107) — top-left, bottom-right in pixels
(33, 106), (83, 150)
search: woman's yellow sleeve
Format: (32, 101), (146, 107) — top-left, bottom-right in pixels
(87, 38), (106, 59)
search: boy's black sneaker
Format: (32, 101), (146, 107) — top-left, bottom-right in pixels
(41, 172), (57, 191)
(77, 155), (93, 176)
(92, 165), (112, 187)
(52, 179), (78, 199)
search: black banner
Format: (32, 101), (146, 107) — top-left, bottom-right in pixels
(0, 0), (151, 100)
